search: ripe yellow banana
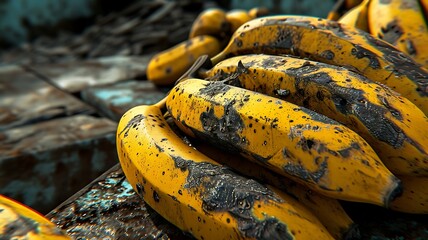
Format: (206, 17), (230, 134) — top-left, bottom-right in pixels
(166, 78), (402, 207)
(0, 195), (71, 239)
(188, 8), (230, 40)
(147, 35), (221, 86)
(368, 0), (428, 68)
(225, 9), (253, 35)
(338, 0), (370, 31)
(192, 141), (360, 240)
(390, 176), (428, 214)
(210, 15), (428, 115)
(117, 101), (334, 240)
(327, 0), (363, 20)
(248, 6), (270, 19)
(203, 54), (428, 176)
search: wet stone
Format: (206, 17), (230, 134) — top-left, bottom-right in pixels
(47, 164), (188, 239)
(27, 55), (153, 93)
(81, 80), (169, 121)
(0, 115), (118, 214)
(0, 65), (94, 131)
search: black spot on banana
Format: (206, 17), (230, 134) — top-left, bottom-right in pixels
(209, 15), (428, 115)
(116, 102), (334, 240)
(166, 78), (403, 207)
(203, 54), (428, 176)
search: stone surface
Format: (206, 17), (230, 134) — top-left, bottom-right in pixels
(0, 115), (118, 214)
(47, 164), (188, 239)
(27, 55), (153, 93)
(0, 65), (94, 131)
(81, 80), (169, 121)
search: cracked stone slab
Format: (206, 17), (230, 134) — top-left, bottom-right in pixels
(81, 80), (169, 121)
(47, 164), (188, 239)
(0, 115), (118, 214)
(26, 55), (153, 93)
(0, 65), (94, 131)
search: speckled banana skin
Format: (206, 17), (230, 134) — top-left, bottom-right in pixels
(193, 141), (360, 240)
(166, 78), (403, 207)
(116, 101), (334, 240)
(210, 15), (428, 115)
(204, 54), (428, 176)
(368, 0), (428, 68)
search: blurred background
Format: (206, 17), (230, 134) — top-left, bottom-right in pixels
(0, 0), (334, 54)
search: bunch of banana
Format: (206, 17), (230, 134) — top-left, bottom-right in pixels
(117, 101), (335, 240)
(201, 54), (428, 176)
(146, 6), (268, 86)
(119, 11), (428, 240)
(166, 78), (402, 207)
(209, 15), (428, 115)
(0, 195), (71, 239)
(367, 0), (428, 68)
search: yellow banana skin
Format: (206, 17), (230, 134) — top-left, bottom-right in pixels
(189, 8), (230, 40)
(203, 54), (428, 176)
(166, 78), (402, 207)
(225, 9), (254, 35)
(338, 0), (370, 31)
(368, 0), (428, 69)
(147, 35), (221, 86)
(192, 141), (360, 240)
(210, 15), (428, 115)
(0, 195), (71, 240)
(117, 103), (334, 240)
(390, 176), (428, 214)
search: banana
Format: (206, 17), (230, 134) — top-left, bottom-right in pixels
(188, 8), (230, 40)
(248, 6), (270, 19)
(210, 15), (428, 115)
(368, 0), (428, 68)
(202, 54), (428, 176)
(390, 176), (428, 214)
(327, 0), (346, 20)
(338, 0), (370, 31)
(421, 0), (428, 16)
(116, 101), (334, 240)
(225, 9), (254, 35)
(0, 195), (71, 239)
(147, 35), (221, 86)
(192, 141), (360, 240)
(166, 78), (402, 207)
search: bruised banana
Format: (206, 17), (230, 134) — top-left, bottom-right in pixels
(0, 195), (71, 240)
(210, 15), (428, 115)
(116, 101), (334, 240)
(390, 175), (428, 214)
(166, 78), (402, 206)
(203, 54), (428, 176)
(191, 141), (360, 240)
(368, 0), (428, 68)
(338, 0), (370, 31)
(188, 8), (230, 40)
(147, 35), (221, 86)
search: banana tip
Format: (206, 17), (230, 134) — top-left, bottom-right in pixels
(384, 176), (403, 208)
